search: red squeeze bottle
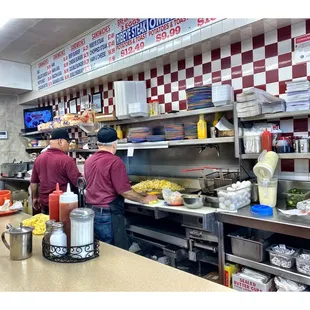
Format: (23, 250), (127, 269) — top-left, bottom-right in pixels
(261, 129), (272, 151)
(49, 183), (63, 221)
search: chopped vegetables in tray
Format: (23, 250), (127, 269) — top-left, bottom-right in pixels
(284, 188), (310, 209)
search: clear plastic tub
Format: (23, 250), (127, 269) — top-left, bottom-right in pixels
(266, 244), (298, 269)
(258, 177), (278, 208)
(215, 181), (252, 211)
(296, 249), (310, 275)
(282, 189), (310, 210)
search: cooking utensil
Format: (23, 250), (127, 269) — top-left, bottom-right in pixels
(1, 223), (34, 260)
(77, 177), (87, 208)
(182, 194), (205, 209)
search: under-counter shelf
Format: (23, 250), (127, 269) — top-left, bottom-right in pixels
(241, 153), (310, 159)
(226, 253), (310, 286)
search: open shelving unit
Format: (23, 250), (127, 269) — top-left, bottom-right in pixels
(226, 254), (310, 286)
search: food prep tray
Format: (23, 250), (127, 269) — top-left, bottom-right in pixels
(296, 249), (310, 275)
(266, 244), (299, 269)
(228, 228), (273, 262)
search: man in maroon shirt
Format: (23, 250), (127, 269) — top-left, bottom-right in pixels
(30, 128), (81, 214)
(84, 127), (156, 250)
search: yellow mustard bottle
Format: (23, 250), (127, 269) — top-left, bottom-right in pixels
(116, 126), (123, 139)
(197, 114), (207, 139)
(213, 112), (222, 127)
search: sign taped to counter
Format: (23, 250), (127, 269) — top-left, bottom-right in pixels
(127, 147), (134, 157)
(33, 18), (223, 91)
(294, 33), (310, 64)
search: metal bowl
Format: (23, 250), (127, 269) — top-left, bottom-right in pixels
(181, 194), (205, 209)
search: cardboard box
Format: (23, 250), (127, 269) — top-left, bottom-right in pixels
(204, 272), (220, 284)
(224, 263), (240, 288)
(232, 273), (275, 292)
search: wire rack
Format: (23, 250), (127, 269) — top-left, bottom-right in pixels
(42, 239), (100, 263)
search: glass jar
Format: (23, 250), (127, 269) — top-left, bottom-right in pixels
(70, 208), (95, 258)
(43, 219), (56, 244)
(50, 222), (67, 257)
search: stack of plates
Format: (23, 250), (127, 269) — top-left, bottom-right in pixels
(186, 86), (213, 110)
(184, 123), (198, 139)
(128, 127), (151, 143)
(164, 124), (184, 140)
(146, 135), (166, 142)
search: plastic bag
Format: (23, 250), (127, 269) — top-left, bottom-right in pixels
(274, 276), (307, 292)
(162, 189), (183, 206)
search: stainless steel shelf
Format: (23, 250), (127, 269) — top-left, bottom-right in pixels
(226, 254), (310, 286)
(101, 105), (234, 126)
(241, 153), (310, 159)
(69, 137), (234, 153)
(0, 177), (30, 183)
(21, 123), (98, 137)
(240, 110), (310, 121)
(25, 147), (45, 151)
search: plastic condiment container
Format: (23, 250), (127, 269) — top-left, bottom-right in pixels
(276, 137), (292, 153)
(253, 151), (279, 180)
(50, 222), (67, 257)
(261, 129), (272, 151)
(70, 208), (95, 258)
(258, 177), (278, 208)
(48, 183), (63, 222)
(197, 114), (207, 139)
(59, 184), (78, 246)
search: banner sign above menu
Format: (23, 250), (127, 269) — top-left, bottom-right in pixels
(33, 18), (222, 90)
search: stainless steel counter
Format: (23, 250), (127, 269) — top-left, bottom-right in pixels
(216, 205), (310, 239)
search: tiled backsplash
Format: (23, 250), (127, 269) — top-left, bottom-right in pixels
(39, 19), (310, 180)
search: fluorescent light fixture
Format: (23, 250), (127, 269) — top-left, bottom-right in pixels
(0, 18), (10, 29)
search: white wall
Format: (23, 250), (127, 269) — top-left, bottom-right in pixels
(0, 60), (32, 92)
(0, 94), (29, 166)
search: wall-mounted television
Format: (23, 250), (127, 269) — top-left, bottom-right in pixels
(23, 106), (54, 132)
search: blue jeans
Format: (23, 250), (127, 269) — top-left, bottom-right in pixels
(87, 206), (112, 244)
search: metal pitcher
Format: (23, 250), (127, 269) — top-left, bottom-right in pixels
(1, 223), (34, 260)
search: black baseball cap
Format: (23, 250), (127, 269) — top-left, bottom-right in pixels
(97, 126), (118, 143)
(50, 128), (70, 141)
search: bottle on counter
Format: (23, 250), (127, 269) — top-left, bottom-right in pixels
(59, 183), (78, 246)
(50, 222), (67, 257)
(49, 183), (63, 222)
(197, 114), (207, 139)
(261, 129), (272, 151)
(43, 219), (56, 244)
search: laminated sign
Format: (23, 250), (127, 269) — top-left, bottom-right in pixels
(294, 33), (310, 64)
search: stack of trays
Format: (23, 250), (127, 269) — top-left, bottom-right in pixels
(164, 124), (184, 140)
(146, 135), (166, 142)
(186, 86), (213, 110)
(128, 127), (151, 143)
(184, 123), (198, 139)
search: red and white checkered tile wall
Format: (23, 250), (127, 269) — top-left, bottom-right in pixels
(39, 19), (310, 179)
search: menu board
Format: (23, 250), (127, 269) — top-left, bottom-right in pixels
(33, 18), (222, 90)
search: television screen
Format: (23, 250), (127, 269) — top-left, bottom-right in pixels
(23, 106), (54, 132)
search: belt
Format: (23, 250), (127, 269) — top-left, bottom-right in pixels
(86, 204), (111, 215)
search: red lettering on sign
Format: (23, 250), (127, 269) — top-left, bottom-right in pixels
(38, 59), (48, 68)
(92, 25), (111, 40)
(53, 50), (65, 61)
(296, 33), (310, 44)
(71, 39), (86, 51)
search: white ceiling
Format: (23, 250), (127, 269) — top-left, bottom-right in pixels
(0, 18), (107, 64)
